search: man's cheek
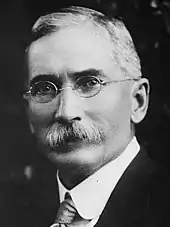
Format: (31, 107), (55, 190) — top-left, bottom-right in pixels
(28, 104), (53, 125)
(30, 120), (50, 146)
(28, 113), (49, 137)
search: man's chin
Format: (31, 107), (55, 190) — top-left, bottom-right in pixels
(45, 142), (103, 169)
(44, 142), (85, 166)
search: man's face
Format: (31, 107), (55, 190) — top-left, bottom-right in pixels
(27, 23), (134, 170)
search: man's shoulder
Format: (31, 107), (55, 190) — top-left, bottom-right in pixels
(97, 147), (170, 227)
(114, 146), (170, 203)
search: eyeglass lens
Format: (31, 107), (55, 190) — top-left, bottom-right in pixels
(31, 81), (57, 103)
(30, 76), (101, 103)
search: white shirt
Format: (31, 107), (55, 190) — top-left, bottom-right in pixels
(57, 137), (140, 227)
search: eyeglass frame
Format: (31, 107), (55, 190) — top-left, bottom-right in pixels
(24, 75), (140, 103)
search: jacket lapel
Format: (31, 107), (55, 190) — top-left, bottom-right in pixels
(96, 148), (158, 227)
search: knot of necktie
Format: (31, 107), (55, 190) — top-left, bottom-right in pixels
(50, 192), (90, 227)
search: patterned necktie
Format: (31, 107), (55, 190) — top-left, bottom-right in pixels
(50, 192), (90, 227)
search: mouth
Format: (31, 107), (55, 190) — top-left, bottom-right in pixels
(48, 136), (88, 149)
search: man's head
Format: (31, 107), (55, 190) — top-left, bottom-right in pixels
(24, 6), (149, 183)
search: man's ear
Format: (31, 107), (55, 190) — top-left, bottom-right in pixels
(131, 78), (150, 124)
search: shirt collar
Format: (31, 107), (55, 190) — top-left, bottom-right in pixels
(57, 137), (140, 220)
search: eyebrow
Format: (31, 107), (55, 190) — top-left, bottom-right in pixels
(30, 74), (60, 86)
(29, 68), (107, 86)
(71, 68), (107, 80)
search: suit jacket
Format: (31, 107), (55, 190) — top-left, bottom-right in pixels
(1, 147), (170, 227)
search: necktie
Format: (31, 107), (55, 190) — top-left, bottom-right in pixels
(50, 192), (90, 227)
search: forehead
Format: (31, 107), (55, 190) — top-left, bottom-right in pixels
(28, 23), (122, 78)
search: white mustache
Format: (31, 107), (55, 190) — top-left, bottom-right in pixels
(46, 120), (105, 148)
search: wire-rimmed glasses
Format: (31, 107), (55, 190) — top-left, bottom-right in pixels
(24, 75), (139, 103)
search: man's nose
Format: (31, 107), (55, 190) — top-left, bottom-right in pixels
(55, 87), (83, 121)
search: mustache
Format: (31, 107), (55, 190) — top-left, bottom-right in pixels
(46, 120), (105, 148)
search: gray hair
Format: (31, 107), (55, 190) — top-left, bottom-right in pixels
(31, 6), (141, 78)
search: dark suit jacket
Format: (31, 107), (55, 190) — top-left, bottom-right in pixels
(1, 147), (170, 227)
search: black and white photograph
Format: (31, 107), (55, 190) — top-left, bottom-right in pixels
(0, 0), (170, 226)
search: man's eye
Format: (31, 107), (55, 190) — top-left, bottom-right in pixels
(77, 77), (100, 88)
(32, 81), (56, 95)
(31, 81), (57, 103)
(86, 78), (100, 87)
(74, 76), (101, 96)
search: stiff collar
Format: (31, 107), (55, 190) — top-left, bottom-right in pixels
(57, 137), (140, 220)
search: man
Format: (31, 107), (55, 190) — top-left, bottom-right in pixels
(22, 5), (170, 227)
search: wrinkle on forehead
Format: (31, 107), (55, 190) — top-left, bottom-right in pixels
(28, 22), (123, 80)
